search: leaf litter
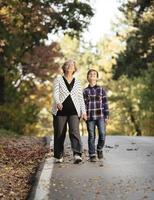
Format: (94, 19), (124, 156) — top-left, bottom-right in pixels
(0, 136), (49, 200)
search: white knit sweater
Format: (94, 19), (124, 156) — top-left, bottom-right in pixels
(52, 75), (86, 117)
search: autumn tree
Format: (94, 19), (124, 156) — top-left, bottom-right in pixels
(0, 0), (93, 104)
(0, 0), (93, 134)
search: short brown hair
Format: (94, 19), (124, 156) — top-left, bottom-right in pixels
(87, 69), (99, 78)
(62, 60), (77, 74)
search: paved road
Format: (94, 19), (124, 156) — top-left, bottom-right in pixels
(42, 136), (154, 200)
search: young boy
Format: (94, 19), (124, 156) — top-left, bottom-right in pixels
(83, 69), (109, 162)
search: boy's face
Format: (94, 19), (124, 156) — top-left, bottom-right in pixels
(87, 71), (98, 82)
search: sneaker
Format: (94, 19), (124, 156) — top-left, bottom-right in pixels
(97, 151), (103, 159)
(90, 156), (97, 162)
(55, 157), (63, 163)
(74, 155), (82, 164)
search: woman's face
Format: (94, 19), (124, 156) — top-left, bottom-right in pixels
(64, 61), (75, 74)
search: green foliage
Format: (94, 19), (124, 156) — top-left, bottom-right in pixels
(140, 64), (154, 133)
(0, 128), (18, 137)
(109, 76), (143, 135)
(0, 73), (39, 134)
(0, 0), (93, 101)
(109, 67), (154, 136)
(0, 0), (93, 69)
(140, 64), (154, 109)
(113, 0), (154, 79)
(0, 103), (39, 135)
(107, 0), (154, 136)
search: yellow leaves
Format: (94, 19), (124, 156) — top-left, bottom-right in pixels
(15, 19), (23, 28)
(0, 5), (24, 33)
(141, 5), (154, 23)
(29, 95), (36, 100)
(0, 6), (11, 28)
(0, 40), (7, 47)
(0, 7), (9, 16)
(0, 40), (8, 53)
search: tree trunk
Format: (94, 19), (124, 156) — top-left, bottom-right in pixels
(130, 113), (142, 136)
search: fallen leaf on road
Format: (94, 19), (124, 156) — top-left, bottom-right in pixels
(105, 145), (114, 148)
(126, 148), (138, 151)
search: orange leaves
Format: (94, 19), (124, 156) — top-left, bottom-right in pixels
(22, 42), (62, 78)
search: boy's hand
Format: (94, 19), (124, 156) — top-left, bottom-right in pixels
(81, 113), (87, 121)
(104, 118), (109, 124)
(57, 103), (63, 110)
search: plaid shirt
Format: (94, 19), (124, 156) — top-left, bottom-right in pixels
(83, 85), (109, 120)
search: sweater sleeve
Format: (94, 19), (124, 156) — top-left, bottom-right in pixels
(78, 81), (86, 115)
(53, 77), (61, 104)
(102, 89), (109, 119)
(83, 89), (88, 111)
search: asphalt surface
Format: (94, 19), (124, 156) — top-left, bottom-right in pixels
(48, 136), (154, 200)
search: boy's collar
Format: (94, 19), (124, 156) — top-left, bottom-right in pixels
(88, 84), (97, 88)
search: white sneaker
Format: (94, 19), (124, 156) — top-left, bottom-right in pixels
(74, 155), (82, 164)
(55, 157), (63, 163)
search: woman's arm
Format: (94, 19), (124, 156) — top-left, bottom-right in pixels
(53, 77), (63, 110)
(78, 81), (87, 120)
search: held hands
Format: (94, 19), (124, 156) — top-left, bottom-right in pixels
(56, 104), (87, 120)
(57, 103), (63, 110)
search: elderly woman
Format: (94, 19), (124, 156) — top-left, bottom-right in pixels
(52, 60), (87, 164)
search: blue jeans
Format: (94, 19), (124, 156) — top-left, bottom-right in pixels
(86, 118), (106, 157)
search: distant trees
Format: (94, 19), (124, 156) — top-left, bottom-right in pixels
(111, 0), (154, 135)
(113, 0), (154, 79)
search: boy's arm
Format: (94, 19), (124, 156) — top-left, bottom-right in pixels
(102, 89), (109, 121)
(83, 89), (88, 109)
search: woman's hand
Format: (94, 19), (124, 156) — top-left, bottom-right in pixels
(57, 103), (63, 110)
(81, 113), (87, 121)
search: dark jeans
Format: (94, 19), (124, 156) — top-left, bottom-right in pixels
(53, 115), (82, 159)
(86, 118), (106, 157)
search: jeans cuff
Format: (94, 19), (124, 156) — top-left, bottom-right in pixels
(89, 153), (96, 157)
(97, 149), (103, 152)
